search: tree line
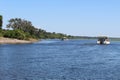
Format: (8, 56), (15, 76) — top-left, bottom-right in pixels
(0, 15), (73, 40)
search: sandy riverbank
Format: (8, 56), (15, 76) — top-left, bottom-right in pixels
(0, 37), (38, 44)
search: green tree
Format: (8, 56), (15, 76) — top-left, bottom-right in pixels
(7, 18), (32, 31)
(6, 18), (71, 39)
(0, 15), (2, 29)
(7, 18), (38, 36)
(6, 18), (43, 39)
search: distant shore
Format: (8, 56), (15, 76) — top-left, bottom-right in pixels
(0, 37), (38, 44)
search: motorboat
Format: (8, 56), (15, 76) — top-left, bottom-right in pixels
(61, 37), (68, 41)
(97, 36), (110, 44)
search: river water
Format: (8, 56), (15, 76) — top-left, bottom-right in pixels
(0, 39), (120, 80)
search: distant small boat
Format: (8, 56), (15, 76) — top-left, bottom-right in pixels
(97, 36), (110, 44)
(61, 37), (68, 41)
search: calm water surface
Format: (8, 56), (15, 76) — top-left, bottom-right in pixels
(0, 39), (120, 80)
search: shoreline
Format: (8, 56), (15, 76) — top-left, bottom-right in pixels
(0, 37), (39, 44)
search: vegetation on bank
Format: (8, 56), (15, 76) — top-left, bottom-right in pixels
(1, 15), (120, 41)
(0, 15), (73, 40)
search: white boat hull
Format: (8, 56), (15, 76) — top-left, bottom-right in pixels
(104, 41), (110, 44)
(97, 41), (110, 44)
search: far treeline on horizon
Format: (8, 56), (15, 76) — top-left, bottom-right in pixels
(0, 15), (120, 41)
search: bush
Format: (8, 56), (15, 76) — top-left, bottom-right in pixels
(3, 30), (29, 40)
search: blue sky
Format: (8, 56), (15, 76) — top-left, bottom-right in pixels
(1, 0), (120, 37)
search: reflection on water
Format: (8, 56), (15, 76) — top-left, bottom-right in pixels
(0, 39), (120, 80)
